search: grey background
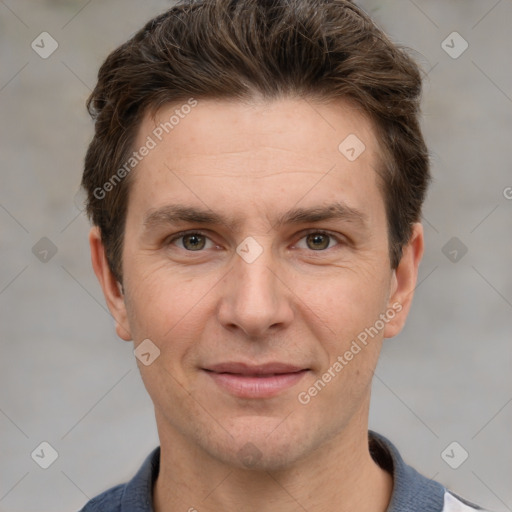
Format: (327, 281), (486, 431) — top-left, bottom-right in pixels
(0, 0), (511, 510)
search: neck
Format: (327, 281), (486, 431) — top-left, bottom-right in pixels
(153, 410), (393, 512)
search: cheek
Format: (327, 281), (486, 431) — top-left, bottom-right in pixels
(124, 271), (211, 398)
(300, 265), (390, 342)
(124, 259), (209, 332)
(295, 273), (388, 417)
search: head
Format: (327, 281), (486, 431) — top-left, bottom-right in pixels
(84, 0), (429, 470)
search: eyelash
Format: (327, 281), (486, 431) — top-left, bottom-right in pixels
(166, 229), (345, 252)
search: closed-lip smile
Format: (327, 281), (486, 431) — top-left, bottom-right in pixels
(203, 362), (309, 398)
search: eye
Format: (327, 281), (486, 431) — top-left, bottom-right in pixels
(168, 231), (214, 251)
(295, 230), (343, 251)
(166, 229), (344, 253)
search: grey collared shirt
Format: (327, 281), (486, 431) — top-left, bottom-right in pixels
(78, 430), (490, 512)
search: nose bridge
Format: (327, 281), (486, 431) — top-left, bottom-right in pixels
(218, 236), (293, 337)
(236, 247), (277, 302)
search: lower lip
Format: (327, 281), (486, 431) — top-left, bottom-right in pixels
(204, 370), (308, 398)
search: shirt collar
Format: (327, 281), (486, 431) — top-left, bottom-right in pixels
(119, 431), (445, 512)
(120, 445), (160, 512)
(369, 430), (445, 512)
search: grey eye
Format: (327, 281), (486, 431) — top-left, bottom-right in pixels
(306, 233), (330, 250)
(181, 233), (207, 251)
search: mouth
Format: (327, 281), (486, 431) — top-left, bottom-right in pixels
(202, 362), (310, 399)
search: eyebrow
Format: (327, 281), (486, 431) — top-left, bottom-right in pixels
(142, 201), (368, 233)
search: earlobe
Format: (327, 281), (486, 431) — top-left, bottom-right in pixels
(89, 226), (132, 342)
(383, 222), (424, 339)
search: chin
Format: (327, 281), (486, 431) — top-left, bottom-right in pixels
(202, 416), (318, 471)
(223, 441), (304, 472)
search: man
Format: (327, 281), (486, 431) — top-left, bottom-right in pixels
(79, 0), (491, 510)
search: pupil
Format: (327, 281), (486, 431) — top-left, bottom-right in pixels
(185, 234), (204, 250)
(308, 233), (328, 250)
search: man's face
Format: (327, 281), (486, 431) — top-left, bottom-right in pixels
(94, 97), (420, 470)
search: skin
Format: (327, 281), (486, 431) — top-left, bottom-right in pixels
(90, 97), (424, 512)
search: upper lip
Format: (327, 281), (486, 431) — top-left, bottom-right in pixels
(204, 362), (307, 375)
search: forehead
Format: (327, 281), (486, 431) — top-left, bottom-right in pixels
(139, 96), (380, 163)
(127, 97), (385, 229)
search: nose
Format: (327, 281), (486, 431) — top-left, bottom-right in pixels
(216, 243), (294, 339)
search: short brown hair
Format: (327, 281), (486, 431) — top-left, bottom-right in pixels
(82, 0), (430, 284)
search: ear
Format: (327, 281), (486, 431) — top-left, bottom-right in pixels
(89, 226), (132, 341)
(383, 222), (424, 339)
